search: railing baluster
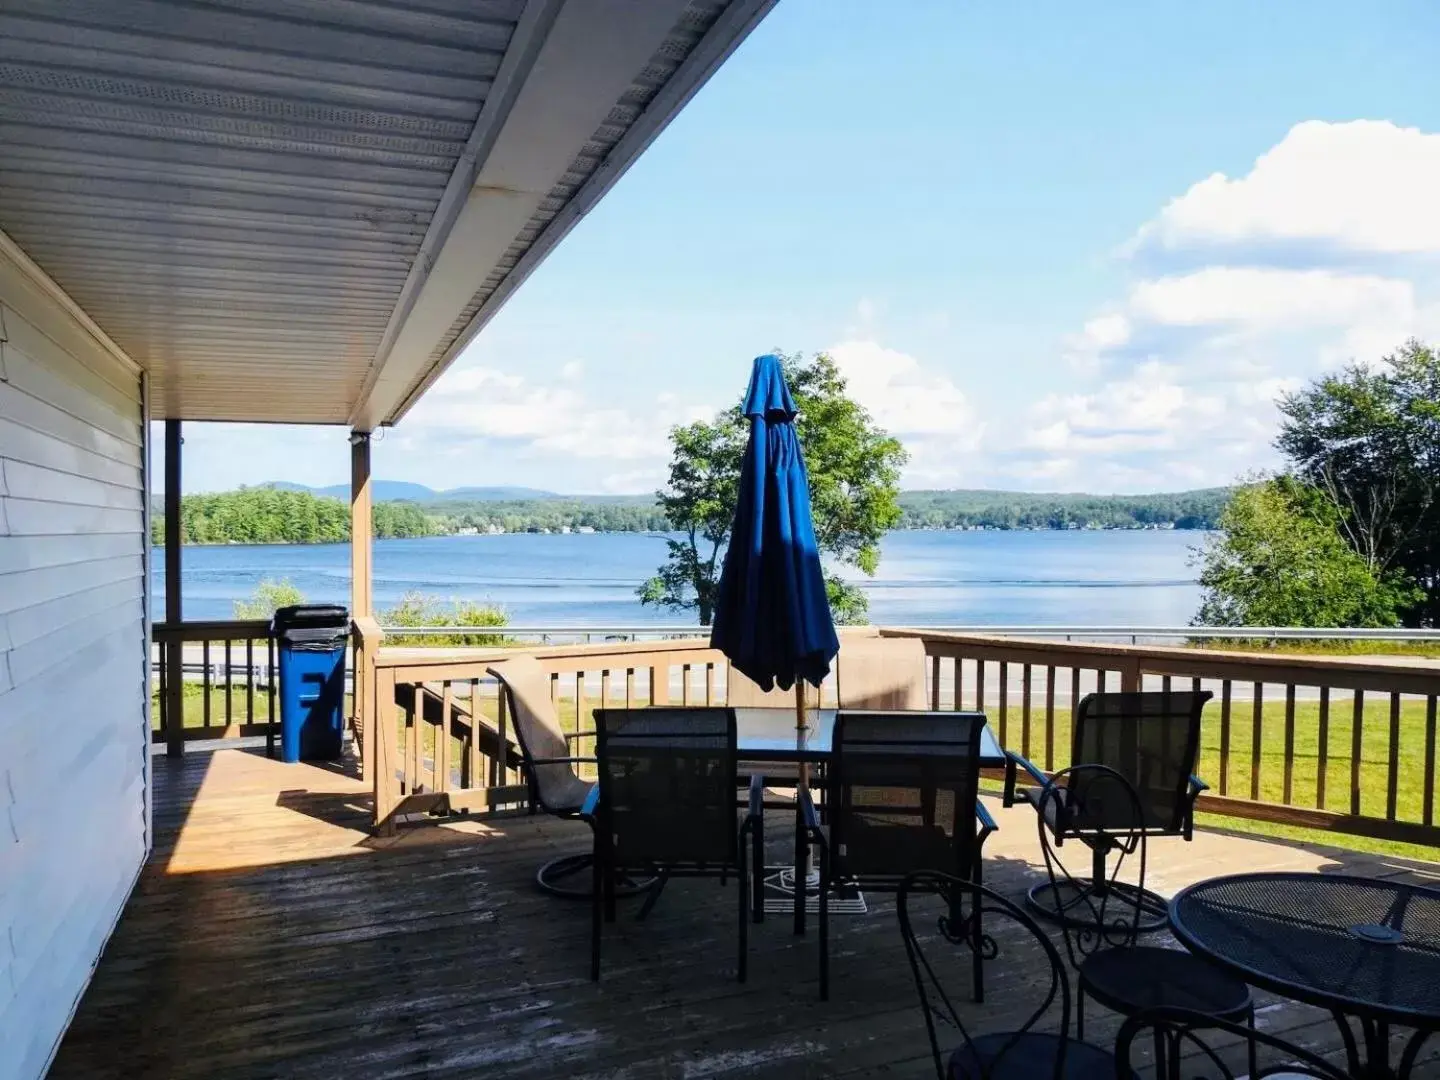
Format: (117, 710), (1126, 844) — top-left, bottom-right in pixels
(1219, 680), (1232, 796)
(1097, 669), (1107, 695)
(681, 664), (691, 707)
(495, 680), (508, 789)
(601, 668), (612, 713)
(1043, 665), (1056, 770)
(1021, 664), (1032, 757)
(437, 682), (452, 793)
(952, 656), (963, 711)
(1387, 692), (1402, 821)
(976, 661), (987, 716)
(246, 637), (255, 727)
(1317, 687), (1330, 810)
(460, 680), (473, 790)
(930, 654), (941, 711)
(1069, 668), (1081, 770)
(202, 640), (212, 729)
(704, 662), (714, 705)
(1425, 696), (1438, 828)
(998, 662), (1009, 746)
(1250, 683), (1264, 802)
(225, 639), (233, 726)
(1351, 690), (1365, 817)
(626, 668), (635, 708)
(1161, 674), (1172, 696)
(1282, 684), (1296, 805)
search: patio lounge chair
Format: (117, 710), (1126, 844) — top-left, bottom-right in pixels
(1004, 690), (1212, 931)
(488, 657), (651, 899)
(1034, 765), (1254, 1075)
(898, 869), (1131, 1080)
(799, 710), (997, 1000)
(591, 706), (763, 982)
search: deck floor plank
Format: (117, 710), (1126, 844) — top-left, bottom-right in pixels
(48, 748), (1440, 1079)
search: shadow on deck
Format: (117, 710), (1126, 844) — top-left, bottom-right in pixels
(51, 748), (1440, 1079)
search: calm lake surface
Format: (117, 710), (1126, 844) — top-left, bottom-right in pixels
(155, 529), (1206, 627)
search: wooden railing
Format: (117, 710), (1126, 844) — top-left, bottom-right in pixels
(153, 619), (278, 753)
(365, 638), (728, 832)
(358, 628), (1440, 847)
(886, 629), (1440, 848)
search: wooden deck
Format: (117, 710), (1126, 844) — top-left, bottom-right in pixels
(51, 747), (1440, 1079)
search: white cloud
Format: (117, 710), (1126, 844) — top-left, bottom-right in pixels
(398, 364), (712, 489)
(827, 340), (986, 486)
(1128, 268), (1414, 330)
(1131, 120), (1440, 257)
(1019, 119), (1440, 491)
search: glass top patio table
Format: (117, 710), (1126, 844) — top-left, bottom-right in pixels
(732, 707), (1006, 766)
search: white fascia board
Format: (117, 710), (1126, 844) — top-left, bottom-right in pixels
(350, 0), (693, 432)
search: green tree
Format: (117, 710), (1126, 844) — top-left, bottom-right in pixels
(1275, 339), (1440, 626)
(638, 352), (907, 625)
(1192, 478), (1419, 627)
(380, 591), (509, 646)
(233, 578), (306, 619)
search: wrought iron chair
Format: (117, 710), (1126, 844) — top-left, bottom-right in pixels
(590, 706), (763, 983)
(487, 658), (652, 899)
(799, 710), (997, 1001)
(1004, 690), (1212, 930)
(1115, 1008), (1356, 1080)
(1033, 766), (1254, 1077)
(898, 869), (1131, 1080)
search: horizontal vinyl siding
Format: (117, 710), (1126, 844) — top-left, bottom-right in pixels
(0, 247), (147, 1080)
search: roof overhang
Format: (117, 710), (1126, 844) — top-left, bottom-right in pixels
(0, 0), (774, 429)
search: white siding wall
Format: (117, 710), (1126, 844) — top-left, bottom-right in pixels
(0, 249), (148, 1080)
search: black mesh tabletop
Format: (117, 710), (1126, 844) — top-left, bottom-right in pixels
(1170, 872), (1440, 1025)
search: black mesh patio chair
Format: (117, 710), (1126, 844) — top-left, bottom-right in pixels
(1003, 690), (1212, 931)
(898, 870), (1133, 1080)
(799, 710), (998, 1001)
(1033, 766), (1254, 1078)
(1115, 1007), (1356, 1080)
(591, 706), (763, 983)
(488, 658), (656, 899)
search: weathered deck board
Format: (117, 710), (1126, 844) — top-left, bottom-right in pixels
(50, 748), (1440, 1079)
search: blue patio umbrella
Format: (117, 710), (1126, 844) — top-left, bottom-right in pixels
(710, 354), (839, 696)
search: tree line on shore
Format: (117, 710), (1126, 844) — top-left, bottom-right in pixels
(152, 485), (1228, 546)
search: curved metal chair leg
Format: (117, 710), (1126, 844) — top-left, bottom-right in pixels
(536, 854), (656, 899)
(1025, 878), (1169, 933)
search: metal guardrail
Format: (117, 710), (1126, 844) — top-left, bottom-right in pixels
(378, 624), (1440, 645)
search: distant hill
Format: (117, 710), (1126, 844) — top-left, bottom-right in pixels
(262, 481), (558, 502)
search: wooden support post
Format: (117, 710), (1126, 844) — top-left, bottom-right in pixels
(350, 431), (372, 620)
(164, 420), (184, 758)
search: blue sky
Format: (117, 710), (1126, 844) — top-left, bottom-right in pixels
(175, 0), (1440, 495)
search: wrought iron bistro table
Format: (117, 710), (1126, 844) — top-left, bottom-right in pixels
(732, 708), (1006, 934)
(1170, 872), (1440, 1080)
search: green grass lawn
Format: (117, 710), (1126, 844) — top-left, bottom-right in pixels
(991, 691), (1438, 860)
(151, 681), (351, 733)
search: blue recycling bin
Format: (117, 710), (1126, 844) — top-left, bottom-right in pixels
(273, 604), (349, 763)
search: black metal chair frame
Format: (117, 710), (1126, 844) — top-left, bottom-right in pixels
(1115, 1007), (1356, 1080)
(1034, 766), (1255, 1077)
(899, 869), (1125, 1080)
(1004, 690), (1212, 932)
(800, 710), (998, 1001)
(590, 706), (764, 983)
(489, 664), (655, 900)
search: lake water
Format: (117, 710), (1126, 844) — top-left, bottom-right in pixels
(155, 529), (1206, 627)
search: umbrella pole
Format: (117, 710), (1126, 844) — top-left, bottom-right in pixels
(795, 684), (817, 929)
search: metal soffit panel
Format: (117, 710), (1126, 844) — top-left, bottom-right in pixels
(0, 0), (770, 425)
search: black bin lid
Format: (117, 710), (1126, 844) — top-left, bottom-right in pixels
(272, 604), (349, 631)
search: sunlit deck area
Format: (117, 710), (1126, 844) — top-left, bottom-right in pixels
(51, 745), (1440, 1080)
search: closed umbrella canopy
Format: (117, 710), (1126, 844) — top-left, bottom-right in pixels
(710, 354), (840, 692)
